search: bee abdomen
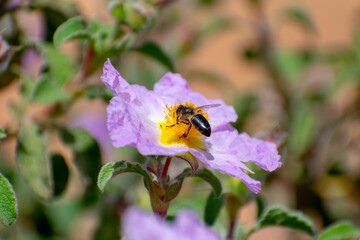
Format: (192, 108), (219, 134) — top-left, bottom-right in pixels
(191, 114), (211, 137)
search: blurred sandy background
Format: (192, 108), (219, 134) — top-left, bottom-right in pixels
(2, 0), (360, 122)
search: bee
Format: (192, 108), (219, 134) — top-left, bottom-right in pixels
(167, 104), (220, 138)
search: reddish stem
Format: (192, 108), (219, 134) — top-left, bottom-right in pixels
(162, 156), (172, 179)
(147, 166), (157, 175)
(72, 44), (94, 85)
(82, 44), (94, 78)
(227, 217), (236, 240)
(148, 157), (173, 217)
(146, 157), (175, 217)
(226, 193), (241, 240)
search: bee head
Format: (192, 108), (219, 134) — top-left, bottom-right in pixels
(176, 105), (185, 116)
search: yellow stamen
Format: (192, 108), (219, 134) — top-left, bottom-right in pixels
(158, 102), (209, 149)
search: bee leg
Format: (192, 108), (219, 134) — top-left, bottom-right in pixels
(182, 124), (192, 138)
(167, 117), (189, 128)
(166, 116), (181, 128)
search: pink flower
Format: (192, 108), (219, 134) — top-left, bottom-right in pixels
(122, 207), (222, 240)
(102, 59), (281, 193)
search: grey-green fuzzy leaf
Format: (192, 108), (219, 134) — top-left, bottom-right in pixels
(318, 221), (360, 240)
(98, 161), (152, 192)
(53, 16), (88, 47)
(0, 173), (18, 227)
(0, 128), (6, 139)
(250, 206), (317, 237)
(16, 122), (53, 200)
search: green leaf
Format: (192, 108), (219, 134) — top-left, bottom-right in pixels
(251, 206), (317, 237)
(32, 74), (70, 103)
(194, 168), (222, 198)
(53, 16), (88, 47)
(16, 122), (53, 200)
(176, 153), (199, 176)
(288, 103), (317, 157)
(40, 44), (74, 86)
(109, 1), (126, 22)
(0, 173), (18, 227)
(20, 76), (37, 105)
(98, 161), (152, 192)
(318, 221), (360, 240)
(164, 180), (181, 202)
(284, 7), (315, 32)
(0, 128), (6, 139)
(204, 191), (226, 226)
(40, 3), (77, 42)
(132, 41), (174, 71)
(274, 50), (309, 80)
(255, 195), (267, 220)
(88, 19), (113, 55)
(162, 167), (222, 203)
(164, 168), (193, 202)
(44, 200), (81, 235)
(110, 2), (156, 32)
(32, 44), (74, 103)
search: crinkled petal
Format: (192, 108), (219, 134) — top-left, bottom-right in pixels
(234, 133), (282, 172)
(190, 126), (281, 193)
(154, 73), (238, 131)
(122, 207), (222, 240)
(101, 59), (134, 100)
(103, 60), (191, 155)
(107, 95), (189, 156)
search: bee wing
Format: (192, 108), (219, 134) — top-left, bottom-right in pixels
(196, 104), (221, 112)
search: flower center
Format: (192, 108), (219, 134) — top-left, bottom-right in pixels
(158, 102), (209, 149)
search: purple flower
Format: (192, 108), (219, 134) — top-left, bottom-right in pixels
(22, 49), (42, 77)
(101, 59), (281, 193)
(122, 207), (222, 240)
(6, 0), (23, 10)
